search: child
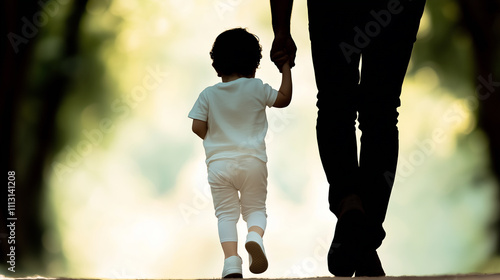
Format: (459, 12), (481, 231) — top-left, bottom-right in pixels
(188, 28), (292, 278)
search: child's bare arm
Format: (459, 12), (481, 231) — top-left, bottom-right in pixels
(192, 119), (208, 139)
(273, 62), (292, 108)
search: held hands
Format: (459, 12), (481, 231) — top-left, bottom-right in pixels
(270, 33), (297, 72)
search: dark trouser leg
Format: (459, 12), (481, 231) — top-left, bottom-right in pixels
(357, 0), (426, 250)
(308, 0), (366, 217)
(308, 2), (367, 275)
(308, 0), (426, 276)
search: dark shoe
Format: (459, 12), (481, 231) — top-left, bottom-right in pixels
(327, 209), (367, 277)
(328, 241), (357, 276)
(355, 250), (385, 277)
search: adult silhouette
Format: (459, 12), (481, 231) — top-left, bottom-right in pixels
(270, 0), (426, 276)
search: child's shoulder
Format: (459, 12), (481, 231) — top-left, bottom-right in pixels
(199, 82), (221, 95)
(233, 77), (267, 88)
(201, 78), (269, 94)
(245, 77), (275, 91)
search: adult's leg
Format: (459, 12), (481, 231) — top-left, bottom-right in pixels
(357, 0), (426, 250)
(308, 1), (371, 276)
(308, 0), (366, 217)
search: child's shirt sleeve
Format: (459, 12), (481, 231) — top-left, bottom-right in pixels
(261, 81), (278, 108)
(188, 90), (208, 121)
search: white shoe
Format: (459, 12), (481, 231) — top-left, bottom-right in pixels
(222, 255), (243, 278)
(245, 231), (268, 274)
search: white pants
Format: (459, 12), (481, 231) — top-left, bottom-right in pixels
(207, 156), (268, 243)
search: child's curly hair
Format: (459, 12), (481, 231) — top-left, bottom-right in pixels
(210, 28), (262, 77)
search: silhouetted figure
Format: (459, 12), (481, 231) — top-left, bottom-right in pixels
(271, 0), (426, 276)
(189, 28), (292, 278)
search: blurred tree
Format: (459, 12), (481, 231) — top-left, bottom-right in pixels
(411, 0), (500, 263)
(1, 0), (88, 275)
(457, 0), (500, 256)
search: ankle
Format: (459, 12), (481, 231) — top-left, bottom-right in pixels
(225, 254), (240, 260)
(248, 226), (264, 237)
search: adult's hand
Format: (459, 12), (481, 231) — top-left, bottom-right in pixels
(271, 33), (297, 71)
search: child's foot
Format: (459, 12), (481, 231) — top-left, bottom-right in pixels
(245, 231), (268, 274)
(222, 255), (242, 278)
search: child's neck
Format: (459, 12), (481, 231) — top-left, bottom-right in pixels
(221, 73), (255, 83)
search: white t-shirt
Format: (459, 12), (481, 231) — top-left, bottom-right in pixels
(188, 78), (278, 164)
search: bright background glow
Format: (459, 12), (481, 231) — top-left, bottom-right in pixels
(41, 0), (499, 278)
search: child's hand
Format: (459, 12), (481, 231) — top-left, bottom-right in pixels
(281, 59), (291, 73)
(273, 54), (292, 108)
(271, 50), (291, 73)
